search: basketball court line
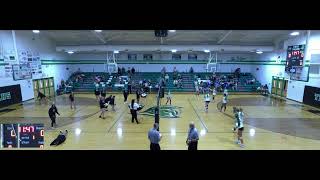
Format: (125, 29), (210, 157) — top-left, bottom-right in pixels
(188, 97), (209, 132)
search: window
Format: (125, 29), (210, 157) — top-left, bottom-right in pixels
(128, 54), (137, 60)
(143, 54), (153, 60)
(172, 54), (181, 60)
(188, 54), (197, 60)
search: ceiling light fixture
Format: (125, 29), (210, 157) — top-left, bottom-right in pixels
(169, 30), (176, 33)
(67, 51), (74, 54)
(204, 50), (210, 53)
(171, 49), (177, 53)
(94, 30), (102, 33)
(290, 31), (299, 36)
(256, 50), (263, 54)
(32, 30), (40, 34)
(114, 50), (119, 54)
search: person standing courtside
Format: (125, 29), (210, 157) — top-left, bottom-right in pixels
(148, 123), (162, 151)
(186, 122), (199, 151)
(129, 99), (139, 124)
(48, 103), (60, 128)
(123, 84), (129, 103)
(69, 91), (76, 109)
(136, 89), (141, 104)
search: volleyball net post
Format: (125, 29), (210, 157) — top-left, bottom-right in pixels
(155, 77), (164, 131)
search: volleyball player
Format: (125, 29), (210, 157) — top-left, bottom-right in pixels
(123, 86), (129, 104)
(94, 82), (100, 101)
(101, 82), (107, 98)
(136, 89), (141, 104)
(165, 90), (172, 105)
(212, 87), (217, 102)
(99, 96), (108, 119)
(129, 99), (139, 124)
(69, 91), (76, 109)
(194, 81), (199, 96)
(204, 93), (211, 113)
(110, 95), (116, 111)
(220, 93), (228, 112)
(236, 108), (245, 148)
(232, 107), (238, 131)
(224, 88), (228, 96)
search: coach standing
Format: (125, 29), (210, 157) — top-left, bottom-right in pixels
(48, 103), (60, 128)
(186, 122), (199, 151)
(148, 123), (162, 151)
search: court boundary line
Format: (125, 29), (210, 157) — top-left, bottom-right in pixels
(188, 97), (209, 132)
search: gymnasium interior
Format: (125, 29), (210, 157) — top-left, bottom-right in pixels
(0, 30), (320, 150)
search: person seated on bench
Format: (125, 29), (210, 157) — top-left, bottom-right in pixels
(50, 130), (68, 146)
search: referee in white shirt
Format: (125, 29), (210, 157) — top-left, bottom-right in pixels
(148, 123), (162, 151)
(129, 99), (139, 124)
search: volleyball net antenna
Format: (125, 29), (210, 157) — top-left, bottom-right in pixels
(154, 77), (163, 131)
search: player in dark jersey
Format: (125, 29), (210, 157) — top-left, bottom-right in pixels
(99, 96), (109, 119)
(110, 95), (116, 111)
(69, 92), (76, 109)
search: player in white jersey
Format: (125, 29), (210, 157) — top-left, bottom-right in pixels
(94, 82), (100, 101)
(236, 108), (245, 148)
(165, 90), (172, 105)
(223, 88), (228, 96)
(194, 81), (199, 96)
(220, 93), (228, 112)
(212, 88), (217, 102)
(204, 93), (211, 113)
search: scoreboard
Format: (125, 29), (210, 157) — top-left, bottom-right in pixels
(285, 45), (306, 72)
(1, 124), (44, 148)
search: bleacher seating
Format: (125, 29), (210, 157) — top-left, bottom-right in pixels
(66, 71), (261, 93)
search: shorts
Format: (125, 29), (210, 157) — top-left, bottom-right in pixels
(101, 93), (106, 97)
(238, 127), (244, 131)
(95, 91), (100, 96)
(205, 101), (210, 103)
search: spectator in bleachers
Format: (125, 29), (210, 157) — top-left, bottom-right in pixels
(173, 79), (178, 87)
(121, 67), (126, 75)
(189, 67), (194, 73)
(178, 79), (183, 88)
(165, 74), (169, 83)
(118, 67), (121, 75)
(127, 67), (131, 75)
(131, 67), (135, 74)
(173, 67), (177, 73)
(161, 67), (166, 77)
(234, 68), (241, 79)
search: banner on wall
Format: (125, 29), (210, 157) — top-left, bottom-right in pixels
(0, 85), (22, 108)
(18, 50), (42, 76)
(303, 86), (320, 108)
(3, 54), (17, 78)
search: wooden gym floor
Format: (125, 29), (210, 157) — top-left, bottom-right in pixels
(1, 92), (320, 150)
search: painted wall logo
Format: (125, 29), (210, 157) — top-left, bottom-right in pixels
(140, 105), (183, 118)
(0, 92), (11, 102)
(315, 93), (320, 102)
